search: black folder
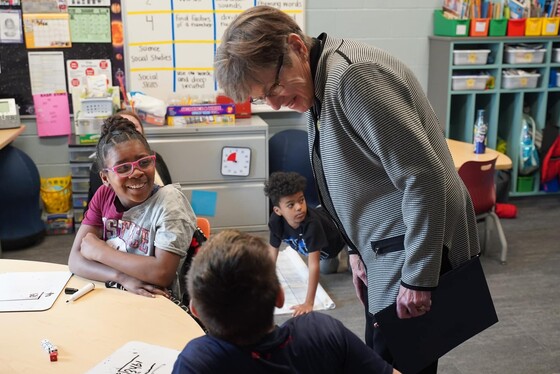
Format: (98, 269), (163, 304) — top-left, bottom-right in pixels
(374, 256), (498, 374)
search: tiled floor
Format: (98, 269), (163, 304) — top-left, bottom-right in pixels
(3, 195), (560, 373)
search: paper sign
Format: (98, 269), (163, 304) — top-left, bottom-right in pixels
(33, 92), (71, 137)
(68, 7), (110, 43)
(28, 51), (67, 95)
(85, 341), (180, 374)
(67, 59), (112, 92)
(0, 9), (24, 43)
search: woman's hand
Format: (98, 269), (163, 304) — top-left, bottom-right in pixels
(349, 254), (367, 306)
(396, 285), (431, 319)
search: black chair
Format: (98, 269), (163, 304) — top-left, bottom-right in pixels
(268, 129), (319, 207)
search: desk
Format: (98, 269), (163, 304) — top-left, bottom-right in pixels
(0, 260), (205, 373)
(0, 125), (25, 150)
(447, 139), (512, 170)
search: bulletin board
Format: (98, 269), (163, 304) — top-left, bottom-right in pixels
(0, 1), (123, 115)
(122, 0), (305, 103)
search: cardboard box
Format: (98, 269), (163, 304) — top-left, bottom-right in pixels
(136, 108), (165, 126)
(216, 95), (252, 119)
(167, 114), (236, 127)
(166, 103), (235, 116)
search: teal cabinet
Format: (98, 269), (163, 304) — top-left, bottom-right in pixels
(428, 36), (560, 196)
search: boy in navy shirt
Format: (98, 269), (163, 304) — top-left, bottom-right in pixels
(264, 171), (347, 316)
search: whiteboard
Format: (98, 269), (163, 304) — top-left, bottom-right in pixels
(122, 0), (305, 103)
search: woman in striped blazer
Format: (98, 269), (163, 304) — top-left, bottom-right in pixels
(214, 6), (480, 373)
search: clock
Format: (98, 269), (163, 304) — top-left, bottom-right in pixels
(221, 146), (252, 176)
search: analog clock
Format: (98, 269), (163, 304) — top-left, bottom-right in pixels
(221, 146), (251, 176)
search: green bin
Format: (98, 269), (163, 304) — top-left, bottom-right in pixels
(433, 10), (470, 37)
(489, 19), (507, 36)
(516, 176), (535, 193)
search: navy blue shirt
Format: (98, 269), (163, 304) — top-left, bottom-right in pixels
(172, 312), (393, 374)
(269, 206), (346, 260)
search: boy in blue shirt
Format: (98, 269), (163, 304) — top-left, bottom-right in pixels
(264, 171), (347, 317)
(172, 230), (398, 374)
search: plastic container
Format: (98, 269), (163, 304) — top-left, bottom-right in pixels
(507, 19), (526, 36)
(72, 193), (88, 209)
(469, 18), (490, 36)
(68, 146), (96, 162)
(451, 75), (490, 91)
(504, 47), (546, 64)
(525, 18), (542, 36)
(70, 163), (91, 178)
(433, 10), (470, 37)
(453, 50), (491, 65)
(516, 176), (535, 192)
(553, 48), (560, 63)
(71, 178), (90, 193)
(489, 19), (507, 36)
(80, 98), (113, 117)
(75, 115), (104, 135)
(557, 72), (560, 87)
(40, 176), (72, 214)
(501, 72), (540, 89)
(541, 17), (560, 36)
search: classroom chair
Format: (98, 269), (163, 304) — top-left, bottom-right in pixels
(268, 129), (320, 207)
(458, 157), (508, 264)
(196, 217), (211, 242)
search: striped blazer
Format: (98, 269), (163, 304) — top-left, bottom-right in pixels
(307, 35), (480, 315)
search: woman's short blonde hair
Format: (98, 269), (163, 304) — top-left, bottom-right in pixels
(214, 5), (312, 102)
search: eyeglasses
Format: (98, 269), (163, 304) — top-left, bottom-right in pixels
(103, 154), (156, 177)
(250, 54), (284, 104)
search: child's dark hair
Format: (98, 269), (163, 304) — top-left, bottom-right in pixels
(263, 171), (307, 206)
(187, 230), (279, 346)
(96, 114), (151, 170)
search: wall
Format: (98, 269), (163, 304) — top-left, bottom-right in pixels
(11, 2), (440, 177)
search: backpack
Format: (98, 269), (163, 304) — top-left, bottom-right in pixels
(518, 113), (540, 176)
(541, 135), (560, 186)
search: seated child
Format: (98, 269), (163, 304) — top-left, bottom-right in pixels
(85, 110), (172, 211)
(68, 116), (196, 298)
(172, 230), (399, 374)
(264, 171), (347, 316)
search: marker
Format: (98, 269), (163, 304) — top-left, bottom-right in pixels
(41, 339), (58, 362)
(64, 287), (78, 295)
(66, 282), (95, 303)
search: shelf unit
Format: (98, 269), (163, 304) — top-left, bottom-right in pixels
(68, 138), (95, 231)
(428, 36), (560, 196)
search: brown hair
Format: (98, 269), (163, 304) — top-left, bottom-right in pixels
(187, 230), (280, 345)
(214, 5), (312, 102)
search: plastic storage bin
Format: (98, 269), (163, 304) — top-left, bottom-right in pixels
(75, 115), (104, 136)
(542, 17), (559, 36)
(502, 72), (540, 89)
(70, 163), (91, 178)
(525, 18), (542, 36)
(507, 19), (526, 36)
(469, 18), (490, 36)
(68, 146), (96, 162)
(71, 178), (90, 193)
(553, 48), (560, 63)
(453, 50), (491, 65)
(516, 176), (535, 192)
(451, 75), (490, 91)
(504, 47), (546, 64)
(72, 193), (88, 209)
(489, 19), (507, 36)
(433, 10), (470, 37)
(40, 176), (72, 213)
(80, 98), (113, 117)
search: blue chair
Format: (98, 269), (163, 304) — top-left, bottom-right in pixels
(0, 145), (45, 250)
(268, 129), (319, 207)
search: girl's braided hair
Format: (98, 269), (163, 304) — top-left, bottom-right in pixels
(96, 115), (152, 170)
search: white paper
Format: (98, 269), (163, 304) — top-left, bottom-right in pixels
(86, 341), (180, 374)
(0, 271), (72, 312)
(28, 51), (67, 94)
(274, 248), (336, 315)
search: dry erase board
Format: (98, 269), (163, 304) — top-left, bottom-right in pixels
(0, 2), (123, 115)
(122, 0), (305, 102)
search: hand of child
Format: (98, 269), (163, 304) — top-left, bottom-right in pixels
(290, 302), (313, 317)
(80, 233), (108, 262)
(119, 274), (170, 298)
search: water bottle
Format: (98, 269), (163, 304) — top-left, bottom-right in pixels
(473, 109), (488, 154)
